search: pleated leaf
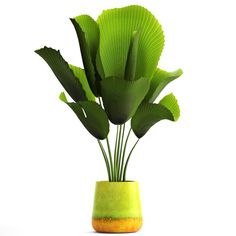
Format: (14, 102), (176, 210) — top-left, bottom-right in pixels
(145, 68), (183, 103)
(70, 18), (98, 96)
(131, 93), (180, 138)
(100, 77), (150, 124)
(35, 47), (87, 102)
(96, 48), (105, 80)
(59, 92), (109, 140)
(69, 65), (95, 101)
(125, 30), (140, 81)
(97, 5), (164, 80)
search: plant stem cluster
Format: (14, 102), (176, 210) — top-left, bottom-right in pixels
(97, 98), (139, 182)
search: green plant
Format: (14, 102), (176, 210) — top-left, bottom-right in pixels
(35, 5), (183, 182)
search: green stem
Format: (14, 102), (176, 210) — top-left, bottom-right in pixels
(119, 128), (131, 181)
(117, 124), (125, 181)
(98, 96), (114, 181)
(114, 125), (120, 181)
(97, 140), (111, 181)
(114, 126), (119, 181)
(116, 125), (123, 181)
(106, 138), (113, 180)
(122, 139), (140, 181)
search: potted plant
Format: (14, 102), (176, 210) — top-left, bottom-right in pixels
(35, 5), (183, 233)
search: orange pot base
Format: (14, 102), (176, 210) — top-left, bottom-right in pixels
(92, 217), (142, 233)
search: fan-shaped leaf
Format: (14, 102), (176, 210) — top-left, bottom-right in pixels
(100, 77), (150, 124)
(35, 47), (87, 102)
(145, 68), (183, 103)
(70, 17), (98, 96)
(125, 30), (140, 81)
(131, 93), (180, 138)
(59, 92), (109, 140)
(69, 65), (95, 101)
(97, 5), (164, 80)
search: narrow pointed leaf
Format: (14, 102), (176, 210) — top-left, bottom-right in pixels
(125, 30), (140, 81)
(131, 93), (180, 138)
(145, 68), (183, 103)
(73, 15), (99, 64)
(72, 15), (103, 94)
(70, 18), (98, 96)
(100, 77), (150, 124)
(59, 92), (109, 140)
(69, 65), (95, 101)
(35, 47), (87, 102)
(97, 5), (164, 80)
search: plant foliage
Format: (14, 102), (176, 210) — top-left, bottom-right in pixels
(35, 5), (183, 181)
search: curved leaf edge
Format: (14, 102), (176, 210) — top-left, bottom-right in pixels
(35, 46), (87, 102)
(145, 68), (183, 103)
(131, 93), (180, 138)
(59, 92), (109, 140)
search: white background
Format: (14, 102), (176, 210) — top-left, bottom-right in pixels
(0, 0), (236, 235)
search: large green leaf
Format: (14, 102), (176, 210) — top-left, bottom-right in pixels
(70, 17), (98, 96)
(145, 68), (183, 103)
(131, 93), (180, 138)
(35, 47), (87, 102)
(100, 77), (150, 124)
(124, 30), (140, 81)
(69, 65), (95, 101)
(59, 92), (109, 140)
(97, 5), (164, 80)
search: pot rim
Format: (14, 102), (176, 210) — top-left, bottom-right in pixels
(95, 180), (138, 183)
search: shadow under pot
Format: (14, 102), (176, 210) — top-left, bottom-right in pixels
(92, 181), (142, 233)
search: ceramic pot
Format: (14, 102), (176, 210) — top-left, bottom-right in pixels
(92, 181), (142, 233)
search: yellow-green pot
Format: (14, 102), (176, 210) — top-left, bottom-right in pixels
(92, 181), (142, 233)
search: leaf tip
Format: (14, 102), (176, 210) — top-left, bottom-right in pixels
(176, 68), (183, 77)
(159, 93), (180, 121)
(34, 47), (45, 54)
(59, 92), (67, 103)
(70, 17), (79, 27)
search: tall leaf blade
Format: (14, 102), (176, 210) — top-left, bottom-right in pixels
(59, 92), (109, 140)
(100, 77), (150, 124)
(72, 15), (103, 94)
(97, 5), (164, 80)
(131, 93), (180, 138)
(70, 18), (98, 96)
(35, 47), (87, 102)
(73, 15), (99, 64)
(145, 68), (183, 102)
